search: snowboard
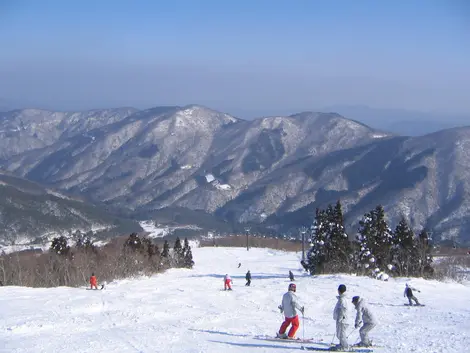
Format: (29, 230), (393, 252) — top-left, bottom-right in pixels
(404, 303), (425, 306)
(255, 335), (323, 344)
(301, 346), (373, 352)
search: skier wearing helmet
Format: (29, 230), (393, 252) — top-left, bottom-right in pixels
(276, 283), (305, 339)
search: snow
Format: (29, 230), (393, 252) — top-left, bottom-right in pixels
(205, 173), (215, 183)
(138, 220), (168, 238)
(1, 247), (469, 353)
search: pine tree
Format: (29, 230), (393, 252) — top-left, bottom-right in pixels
(173, 237), (184, 266)
(50, 236), (70, 256)
(184, 248), (195, 268)
(416, 229), (434, 277)
(328, 200), (352, 273)
(304, 208), (330, 274)
(161, 240), (170, 258)
(124, 233), (143, 252)
(355, 205), (393, 276)
(391, 216), (416, 276)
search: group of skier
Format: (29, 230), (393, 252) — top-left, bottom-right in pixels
(274, 281), (422, 351)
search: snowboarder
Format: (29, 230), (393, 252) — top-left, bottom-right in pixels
(332, 284), (349, 351)
(277, 283), (304, 339)
(404, 283), (421, 306)
(90, 273), (98, 290)
(352, 296), (376, 347)
(224, 274), (233, 290)
(238, 262), (241, 268)
(289, 270), (295, 281)
(245, 270), (251, 286)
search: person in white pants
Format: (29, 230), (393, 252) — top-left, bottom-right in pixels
(352, 296), (376, 347)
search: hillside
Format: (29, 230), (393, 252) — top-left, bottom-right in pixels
(0, 105), (469, 244)
(1, 247), (469, 353)
(0, 170), (142, 250)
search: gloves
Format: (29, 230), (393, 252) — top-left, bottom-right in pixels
(278, 305), (283, 313)
(300, 306), (305, 315)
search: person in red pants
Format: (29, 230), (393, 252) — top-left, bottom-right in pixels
(277, 283), (304, 339)
(90, 273), (98, 289)
(224, 274), (233, 290)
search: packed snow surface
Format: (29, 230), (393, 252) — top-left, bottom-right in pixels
(1, 247), (469, 353)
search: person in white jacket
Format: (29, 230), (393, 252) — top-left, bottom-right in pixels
(277, 283), (304, 339)
(332, 284), (349, 351)
(352, 296), (376, 347)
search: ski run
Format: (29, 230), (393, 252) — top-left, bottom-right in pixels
(1, 246), (469, 353)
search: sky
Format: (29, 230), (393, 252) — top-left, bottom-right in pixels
(0, 0), (469, 117)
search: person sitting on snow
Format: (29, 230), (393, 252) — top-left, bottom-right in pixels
(277, 283), (304, 339)
(404, 283), (421, 306)
(224, 274), (233, 290)
(332, 284), (349, 351)
(352, 296), (376, 347)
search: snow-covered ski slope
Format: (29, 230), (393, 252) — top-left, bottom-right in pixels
(1, 247), (469, 353)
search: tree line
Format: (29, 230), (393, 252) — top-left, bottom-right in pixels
(301, 201), (434, 278)
(0, 231), (194, 288)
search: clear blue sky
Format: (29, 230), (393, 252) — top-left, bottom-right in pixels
(0, 0), (469, 116)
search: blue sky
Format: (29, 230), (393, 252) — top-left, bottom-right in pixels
(0, 0), (469, 116)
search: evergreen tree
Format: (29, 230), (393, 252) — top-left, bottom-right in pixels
(50, 236), (70, 256)
(391, 216), (417, 276)
(304, 208), (330, 274)
(328, 200), (352, 272)
(161, 240), (170, 258)
(184, 247), (195, 268)
(173, 237), (184, 266)
(416, 229), (434, 277)
(124, 233), (143, 252)
(355, 205), (393, 276)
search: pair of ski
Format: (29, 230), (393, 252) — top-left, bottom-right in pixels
(255, 336), (374, 352)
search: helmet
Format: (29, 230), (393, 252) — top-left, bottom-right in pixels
(288, 283), (296, 292)
(338, 284), (346, 294)
(352, 296), (360, 304)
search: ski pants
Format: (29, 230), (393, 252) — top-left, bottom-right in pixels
(336, 321), (349, 349)
(245, 279), (251, 286)
(359, 322), (375, 345)
(279, 315), (299, 338)
(407, 295), (420, 305)
(224, 279), (232, 290)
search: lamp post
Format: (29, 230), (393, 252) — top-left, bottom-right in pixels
(300, 226), (307, 262)
(245, 227), (251, 251)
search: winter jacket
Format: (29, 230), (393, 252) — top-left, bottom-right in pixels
(280, 291), (303, 318)
(224, 275), (232, 282)
(354, 298), (376, 326)
(404, 286), (418, 298)
(333, 294), (348, 323)
(245, 272), (251, 281)
(90, 276), (97, 286)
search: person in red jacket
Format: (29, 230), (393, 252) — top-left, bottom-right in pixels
(90, 273), (98, 289)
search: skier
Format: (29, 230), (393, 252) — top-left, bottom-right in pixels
(90, 273), (98, 290)
(332, 284), (349, 351)
(277, 283), (305, 339)
(224, 274), (233, 290)
(238, 262), (241, 268)
(404, 283), (421, 306)
(289, 270), (295, 281)
(352, 296), (376, 347)
(245, 270), (251, 286)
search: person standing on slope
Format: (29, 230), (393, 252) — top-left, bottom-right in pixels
(332, 284), (349, 351)
(224, 274), (233, 290)
(245, 270), (251, 286)
(289, 270), (295, 281)
(404, 283), (421, 306)
(90, 273), (98, 290)
(277, 283), (305, 339)
(352, 296), (376, 347)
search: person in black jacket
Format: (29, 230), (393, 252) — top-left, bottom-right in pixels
(404, 283), (421, 305)
(289, 270), (295, 281)
(245, 270), (251, 286)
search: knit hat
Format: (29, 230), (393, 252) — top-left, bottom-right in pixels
(338, 284), (346, 294)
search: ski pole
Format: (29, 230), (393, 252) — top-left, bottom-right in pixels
(347, 327), (356, 338)
(330, 331), (335, 346)
(302, 313), (305, 340)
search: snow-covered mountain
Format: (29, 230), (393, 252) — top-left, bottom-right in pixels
(1, 246), (469, 353)
(0, 169), (141, 249)
(0, 107), (138, 159)
(1, 105), (470, 244)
